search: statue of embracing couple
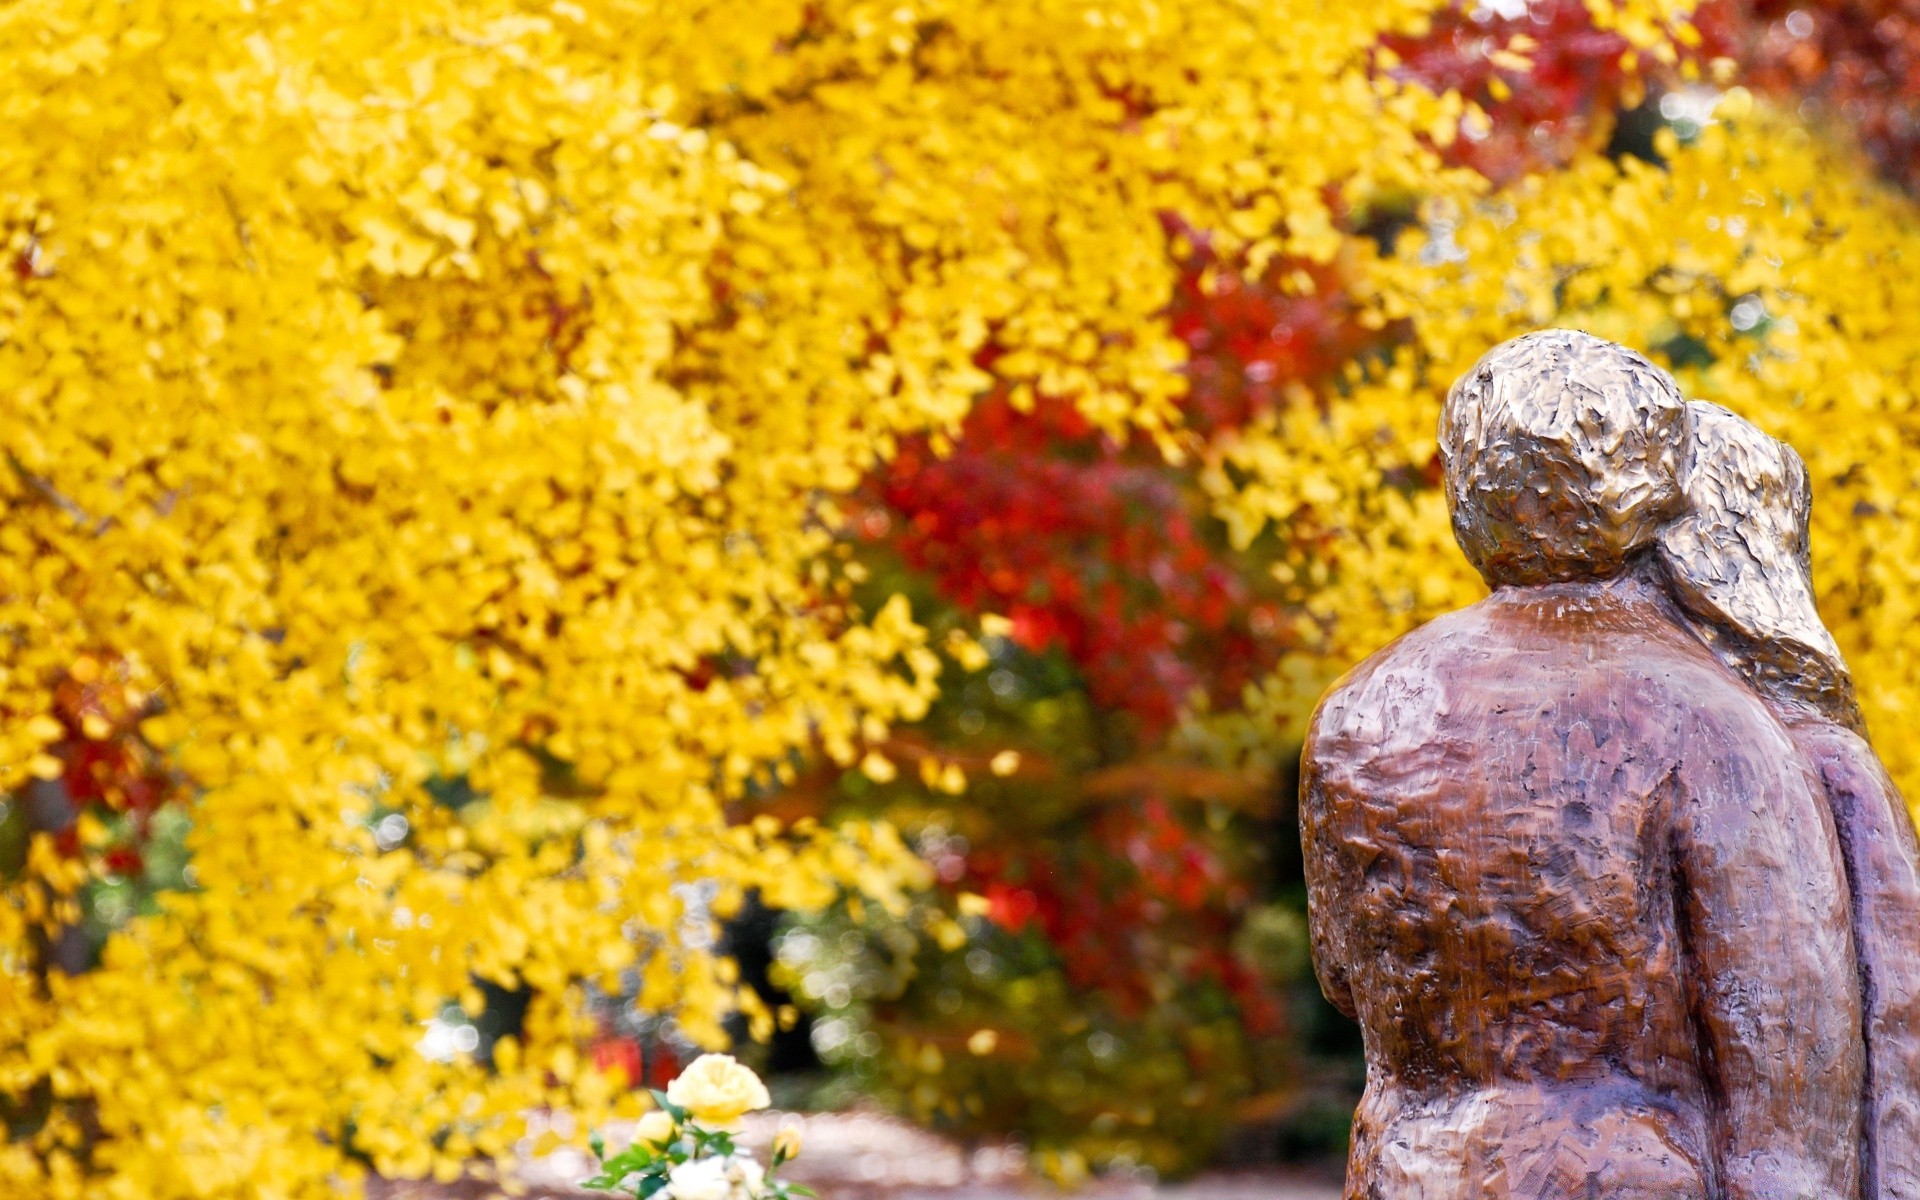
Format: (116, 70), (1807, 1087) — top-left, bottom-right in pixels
(1302, 330), (1920, 1199)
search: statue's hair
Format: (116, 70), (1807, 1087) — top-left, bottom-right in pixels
(1656, 401), (1863, 732)
(1440, 330), (1688, 586)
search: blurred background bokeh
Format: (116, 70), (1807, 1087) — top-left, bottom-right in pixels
(10, 2), (1920, 1197)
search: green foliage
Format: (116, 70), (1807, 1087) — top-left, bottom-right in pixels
(760, 577), (1312, 1175)
(775, 897), (1279, 1177)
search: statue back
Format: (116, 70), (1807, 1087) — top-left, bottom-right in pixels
(1302, 575), (1862, 1198)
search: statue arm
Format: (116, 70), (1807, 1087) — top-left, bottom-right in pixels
(1796, 720), (1920, 1200)
(1298, 715), (1357, 1020)
(1674, 736), (1865, 1200)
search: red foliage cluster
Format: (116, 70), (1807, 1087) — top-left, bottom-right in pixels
(1397, 0), (1920, 199)
(866, 393), (1280, 734)
(854, 232), (1373, 1050)
(865, 230), (1384, 735)
(1165, 239), (1377, 437)
(1385, 0), (1663, 184)
(36, 658), (173, 875)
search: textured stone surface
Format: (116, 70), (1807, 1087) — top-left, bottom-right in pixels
(1303, 567), (1864, 1197)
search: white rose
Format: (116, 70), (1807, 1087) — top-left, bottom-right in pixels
(663, 1157), (731, 1200)
(665, 1054), (771, 1127)
(725, 1155), (766, 1198)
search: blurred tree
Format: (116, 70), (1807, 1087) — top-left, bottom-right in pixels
(773, 454), (1301, 1175)
(0, 0), (1531, 1196)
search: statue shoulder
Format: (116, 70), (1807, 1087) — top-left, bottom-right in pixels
(1302, 588), (1768, 764)
(1307, 600), (1503, 719)
(1302, 601), (1500, 758)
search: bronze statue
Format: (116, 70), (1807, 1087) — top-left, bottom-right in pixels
(1301, 330), (1920, 1198)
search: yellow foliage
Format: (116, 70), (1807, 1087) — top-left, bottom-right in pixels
(0, 0), (1503, 1195)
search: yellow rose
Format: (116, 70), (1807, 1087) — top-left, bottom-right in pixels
(664, 1054), (771, 1128)
(634, 1109), (677, 1146)
(771, 1123), (803, 1163)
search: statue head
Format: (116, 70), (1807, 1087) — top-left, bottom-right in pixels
(1441, 330), (1688, 586)
(1657, 401), (1863, 731)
